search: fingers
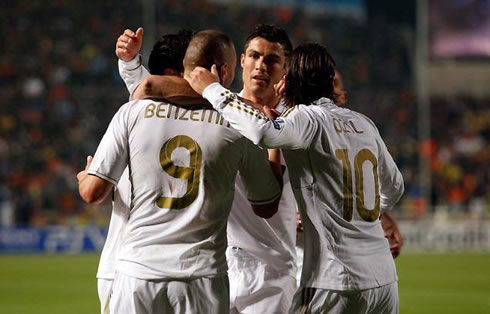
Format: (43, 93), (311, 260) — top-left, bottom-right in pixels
(85, 155), (93, 170)
(76, 171), (85, 182)
(391, 247), (400, 258)
(274, 75), (286, 97)
(135, 27), (144, 40)
(124, 28), (135, 37)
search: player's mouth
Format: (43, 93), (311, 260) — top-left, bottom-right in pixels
(252, 75), (268, 85)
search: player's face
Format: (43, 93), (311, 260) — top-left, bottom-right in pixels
(241, 37), (286, 102)
(333, 70), (348, 105)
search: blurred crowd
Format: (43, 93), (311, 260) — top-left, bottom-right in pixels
(0, 0), (488, 226)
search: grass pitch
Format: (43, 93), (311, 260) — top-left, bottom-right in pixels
(0, 253), (489, 313)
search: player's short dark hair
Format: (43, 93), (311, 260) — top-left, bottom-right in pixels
(183, 29), (235, 71)
(148, 29), (195, 75)
(244, 24), (292, 58)
(284, 43), (336, 107)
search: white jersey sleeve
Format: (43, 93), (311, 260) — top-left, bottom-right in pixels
(87, 101), (135, 183)
(202, 83), (319, 150)
(238, 142), (282, 205)
(374, 127), (405, 212)
(118, 55), (150, 99)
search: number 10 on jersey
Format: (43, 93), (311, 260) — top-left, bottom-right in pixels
(335, 149), (380, 222)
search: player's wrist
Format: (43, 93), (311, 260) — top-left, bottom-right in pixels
(120, 54), (142, 71)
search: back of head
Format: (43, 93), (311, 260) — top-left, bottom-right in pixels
(148, 29), (195, 75)
(284, 43), (336, 107)
(244, 24), (292, 58)
(184, 30), (236, 71)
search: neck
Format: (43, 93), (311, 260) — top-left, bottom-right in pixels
(243, 90), (281, 108)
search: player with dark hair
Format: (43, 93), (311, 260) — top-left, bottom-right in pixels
(119, 24), (299, 314)
(94, 27), (194, 314)
(78, 29), (282, 313)
(148, 29), (196, 76)
(187, 42), (405, 313)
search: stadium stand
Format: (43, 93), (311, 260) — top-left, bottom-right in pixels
(0, 0), (487, 230)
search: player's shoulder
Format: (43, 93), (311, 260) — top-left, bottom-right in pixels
(352, 110), (379, 133)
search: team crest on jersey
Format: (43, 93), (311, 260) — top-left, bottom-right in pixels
(272, 118), (284, 130)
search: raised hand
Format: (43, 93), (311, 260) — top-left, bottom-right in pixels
(115, 27), (144, 62)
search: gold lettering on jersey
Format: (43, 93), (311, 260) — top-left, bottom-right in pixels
(190, 110), (200, 121)
(143, 102), (229, 127)
(167, 104), (173, 118)
(333, 118), (343, 133)
(157, 135), (202, 209)
(354, 149), (380, 221)
(342, 121), (352, 133)
(178, 109), (189, 121)
(145, 103), (156, 118)
(156, 103), (167, 118)
(335, 148), (380, 223)
(350, 121), (364, 134)
(333, 118), (364, 134)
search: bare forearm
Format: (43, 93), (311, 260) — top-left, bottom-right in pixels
(133, 75), (208, 104)
(78, 174), (113, 205)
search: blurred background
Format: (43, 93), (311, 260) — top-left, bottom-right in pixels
(0, 0), (489, 313)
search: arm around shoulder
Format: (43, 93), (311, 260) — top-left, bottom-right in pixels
(133, 75), (204, 104)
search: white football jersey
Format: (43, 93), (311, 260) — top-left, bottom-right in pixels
(95, 168), (130, 280)
(227, 92), (297, 276)
(117, 60), (297, 277)
(118, 55), (150, 98)
(96, 56), (147, 280)
(88, 99), (281, 280)
(203, 83), (405, 290)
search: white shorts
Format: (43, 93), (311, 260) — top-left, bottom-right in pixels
(290, 281), (399, 314)
(97, 278), (113, 314)
(110, 272), (229, 314)
(227, 247), (297, 314)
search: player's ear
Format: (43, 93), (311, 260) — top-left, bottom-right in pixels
(218, 63), (228, 85)
(240, 53), (245, 68)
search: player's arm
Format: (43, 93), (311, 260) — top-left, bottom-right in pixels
(78, 103), (132, 205)
(377, 139), (405, 212)
(78, 156), (114, 204)
(240, 142), (283, 219)
(116, 27), (151, 99)
(187, 66), (318, 149)
(376, 134), (404, 257)
(133, 75), (210, 107)
(381, 212), (404, 258)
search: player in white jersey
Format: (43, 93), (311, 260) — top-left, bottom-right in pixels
(94, 28), (194, 314)
(78, 30), (282, 314)
(294, 69), (405, 285)
(186, 43), (405, 313)
(122, 24), (298, 314)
